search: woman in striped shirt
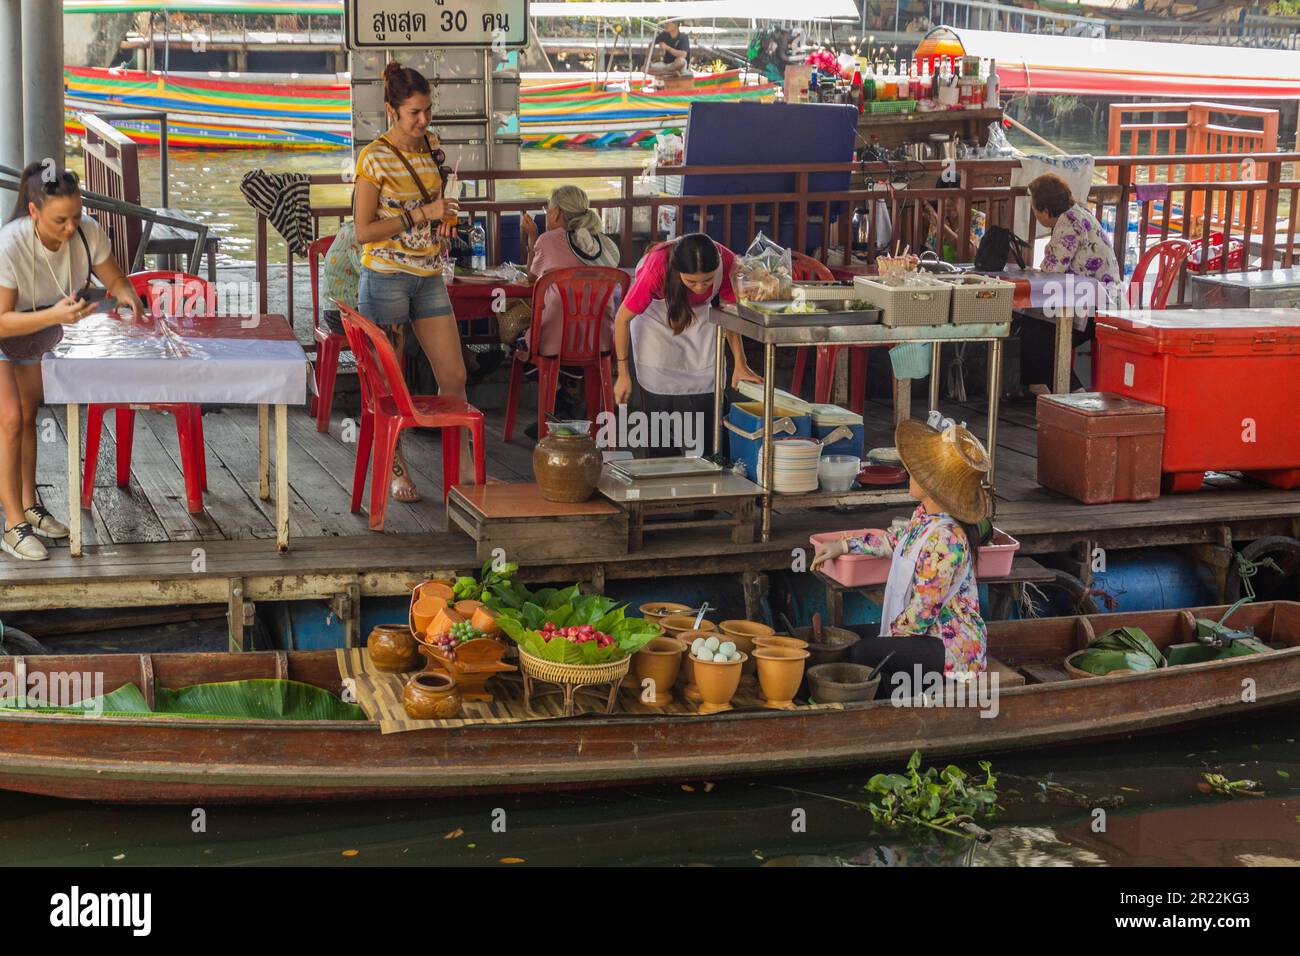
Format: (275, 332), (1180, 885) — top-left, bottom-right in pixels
(353, 61), (463, 502)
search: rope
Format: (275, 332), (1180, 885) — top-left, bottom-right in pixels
(1018, 580), (1050, 618)
(1235, 554), (1283, 602)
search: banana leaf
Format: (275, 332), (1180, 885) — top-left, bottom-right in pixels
(0, 682), (154, 715)
(1071, 649), (1161, 676)
(153, 680), (367, 720)
(1090, 626), (1164, 669)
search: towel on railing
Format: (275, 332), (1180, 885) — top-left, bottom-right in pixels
(240, 170), (311, 256)
(1011, 154), (1096, 242)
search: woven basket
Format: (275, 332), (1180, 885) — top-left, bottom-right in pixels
(868, 99), (916, 114)
(889, 342), (933, 380)
(518, 647), (632, 685)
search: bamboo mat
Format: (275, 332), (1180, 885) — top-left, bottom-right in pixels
(337, 648), (842, 735)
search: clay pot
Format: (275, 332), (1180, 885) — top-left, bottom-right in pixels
(673, 629), (715, 702)
(454, 599), (484, 618)
(721, 620), (775, 675)
(417, 636), (516, 702)
(470, 605), (500, 636)
(754, 635), (810, 652)
(660, 615), (715, 642)
(417, 581), (455, 602)
(793, 625), (862, 667)
(753, 646), (810, 710)
(367, 624), (420, 672)
(633, 637), (687, 708)
(402, 671), (462, 719)
(806, 663), (880, 703)
(640, 602), (693, 626)
(430, 606), (465, 638)
(411, 594), (448, 636)
(533, 430), (602, 503)
(691, 652), (748, 715)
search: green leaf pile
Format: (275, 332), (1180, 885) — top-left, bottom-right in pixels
(495, 586), (660, 665)
(1072, 625), (1165, 676)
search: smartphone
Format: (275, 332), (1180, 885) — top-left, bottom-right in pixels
(76, 287), (117, 313)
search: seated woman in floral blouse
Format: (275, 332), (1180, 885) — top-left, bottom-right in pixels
(812, 420), (994, 694)
(1014, 172), (1121, 396)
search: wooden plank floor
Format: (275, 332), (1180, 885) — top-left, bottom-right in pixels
(4, 391), (1298, 605)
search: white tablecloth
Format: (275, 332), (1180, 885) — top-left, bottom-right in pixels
(41, 313), (308, 406)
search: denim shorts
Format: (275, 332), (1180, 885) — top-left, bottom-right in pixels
(358, 267), (453, 326)
(0, 354), (41, 365)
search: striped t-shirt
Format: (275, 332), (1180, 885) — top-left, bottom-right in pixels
(355, 137), (446, 276)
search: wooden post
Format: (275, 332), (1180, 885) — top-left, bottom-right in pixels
(228, 577), (246, 652)
(892, 369), (910, 426)
(1053, 312), (1073, 395)
(986, 337), (1003, 482)
(275, 404), (290, 552)
(1261, 159), (1281, 269)
(258, 403), (270, 501)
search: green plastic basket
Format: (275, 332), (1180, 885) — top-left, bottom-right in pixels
(868, 99), (917, 114)
(889, 342), (933, 380)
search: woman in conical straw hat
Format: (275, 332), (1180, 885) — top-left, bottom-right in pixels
(812, 418), (994, 691)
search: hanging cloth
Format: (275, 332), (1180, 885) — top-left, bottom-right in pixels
(240, 170), (312, 256)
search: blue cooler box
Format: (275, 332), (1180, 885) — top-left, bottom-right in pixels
(811, 403), (864, 459)
(726, 399), (812, 483)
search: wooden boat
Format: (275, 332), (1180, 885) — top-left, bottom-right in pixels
(1, 601), (1297, 804)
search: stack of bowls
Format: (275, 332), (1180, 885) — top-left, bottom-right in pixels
(771, 438), (822, 493)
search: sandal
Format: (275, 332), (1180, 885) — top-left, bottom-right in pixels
(390, 461), (422, 504)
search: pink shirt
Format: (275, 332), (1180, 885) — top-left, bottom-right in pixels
(527, 229), (620, 356)
(623, 241), (737, 315)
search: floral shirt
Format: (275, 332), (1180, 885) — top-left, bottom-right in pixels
(844, 506), (987, 679)
(1040, 203), (1120, 289)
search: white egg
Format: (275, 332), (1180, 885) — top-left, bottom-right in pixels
(719, 641), (737, 656)
(691, 637), (707, 654)
(705, 636), (721, 652)
(697, 648), (715, 662)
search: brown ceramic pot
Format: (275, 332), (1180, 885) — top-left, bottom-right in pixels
(367, 624), (420, 672)
(633, 637), (687, 708)
(402, 671), (462, 719)
(691, 652), (748, 715)
(533, 431), (602, 503)
(411, 594), (448, 637)
(418, 636), (516, 702)
(793, 625), (862, 667)
(454, 599), (484, 618)
(720, 619), (775, 676)
(673, 629), (715, 702)
(640, 602), (693, 626)
(754, 635), (810, 652)
(660, 615), (715, 642)
(430, 606), (465, 638)
(753, 646), (810, 710)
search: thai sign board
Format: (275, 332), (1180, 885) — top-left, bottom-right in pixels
(346, 0), (529, 49)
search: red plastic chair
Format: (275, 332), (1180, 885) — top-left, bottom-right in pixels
(82, 272), (214, 514)
(503, 266), (628, 442)
(336, 303), (486, 531)
(308, 234), (350, 433)
(788, 253), (875, 410)
(1128, 238), (1193, 310)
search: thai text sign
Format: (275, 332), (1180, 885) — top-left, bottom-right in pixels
(347, 0), (528, 49)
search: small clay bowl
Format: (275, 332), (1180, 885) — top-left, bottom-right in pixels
(660, 615), (715, 641)
(720, 620), (775, 675)
(793, 625), (861, 667)
(454, 599), (484, 618)
(806, 663), (881, 703)
(754, 635), (810, 652)
(640, 601), (693, 626)
(857, 464), (908, 486)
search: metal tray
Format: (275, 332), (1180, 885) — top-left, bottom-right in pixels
(606, 457), (724, 481)
(737, 300), (883, 328)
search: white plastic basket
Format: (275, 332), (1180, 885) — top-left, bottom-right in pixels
(853, 277), (952, 327)
(937, 274), (1015, 325)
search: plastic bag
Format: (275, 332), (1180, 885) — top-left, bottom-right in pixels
(984, 121), (1014, 157)
(734, 232), (793, 302)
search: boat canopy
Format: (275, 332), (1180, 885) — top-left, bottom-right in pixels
(65, 0), (859, 15)
(953, 26), (1300, 99)
(64, 1), (341, 12)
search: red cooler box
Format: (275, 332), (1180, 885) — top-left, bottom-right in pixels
(1094, 309), (1300, 492)
(1036, 393), (1165, 503)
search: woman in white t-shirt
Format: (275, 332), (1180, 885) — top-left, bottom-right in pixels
(0, 163), (144, 561)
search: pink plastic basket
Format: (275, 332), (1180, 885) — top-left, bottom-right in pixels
(809, 530), (891, 587)
(975, 529), (1020, 578)
(811, 528), (1021, 587)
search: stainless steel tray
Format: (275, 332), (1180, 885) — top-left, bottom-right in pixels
(737, 300), (883, 328)
(607, 457), (724, 481)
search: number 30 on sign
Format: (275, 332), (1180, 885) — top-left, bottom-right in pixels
(347, 0), (529, 49)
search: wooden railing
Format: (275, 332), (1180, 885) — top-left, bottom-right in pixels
(81, 114), (143, 273)
(255, 152), (1300, 322)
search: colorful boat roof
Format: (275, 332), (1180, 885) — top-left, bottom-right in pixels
(954, 27), (1300, 99)
(65, 0), (859, 17)
(65, 1), (341, 12)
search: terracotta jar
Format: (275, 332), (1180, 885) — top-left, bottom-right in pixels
(402, 671), (462, 719)
(454, 599), (484, 618)
(411, 594), (448, 637)
(640, 602), (692, 626)
(533, 430), (602, 503)
(660, 615), (715, 642)
(674, 629), (715, 702)
(367, 624), (420, 672)
(633, 637), (687, 708)
(753, 646), (810, 710)
(720, 619), (775, 676)
(692, 652), (748, 715)
(430, 606), (465, 639)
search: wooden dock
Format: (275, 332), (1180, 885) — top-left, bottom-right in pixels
(4, 393), (1299, 647)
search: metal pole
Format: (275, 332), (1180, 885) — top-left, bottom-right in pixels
(21, 0), (64, 168)
(0, 0), (23, 171)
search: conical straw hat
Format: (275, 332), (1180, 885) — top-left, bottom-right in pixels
(895, 419), (993, 523)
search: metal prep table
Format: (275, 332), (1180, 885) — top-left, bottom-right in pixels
(710, 306), (1010, 542)
(1190, 268), (1300, 309)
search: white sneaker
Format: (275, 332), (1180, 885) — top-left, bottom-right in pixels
(2, 523), (48, 561)
(24, 505), (69, 539)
